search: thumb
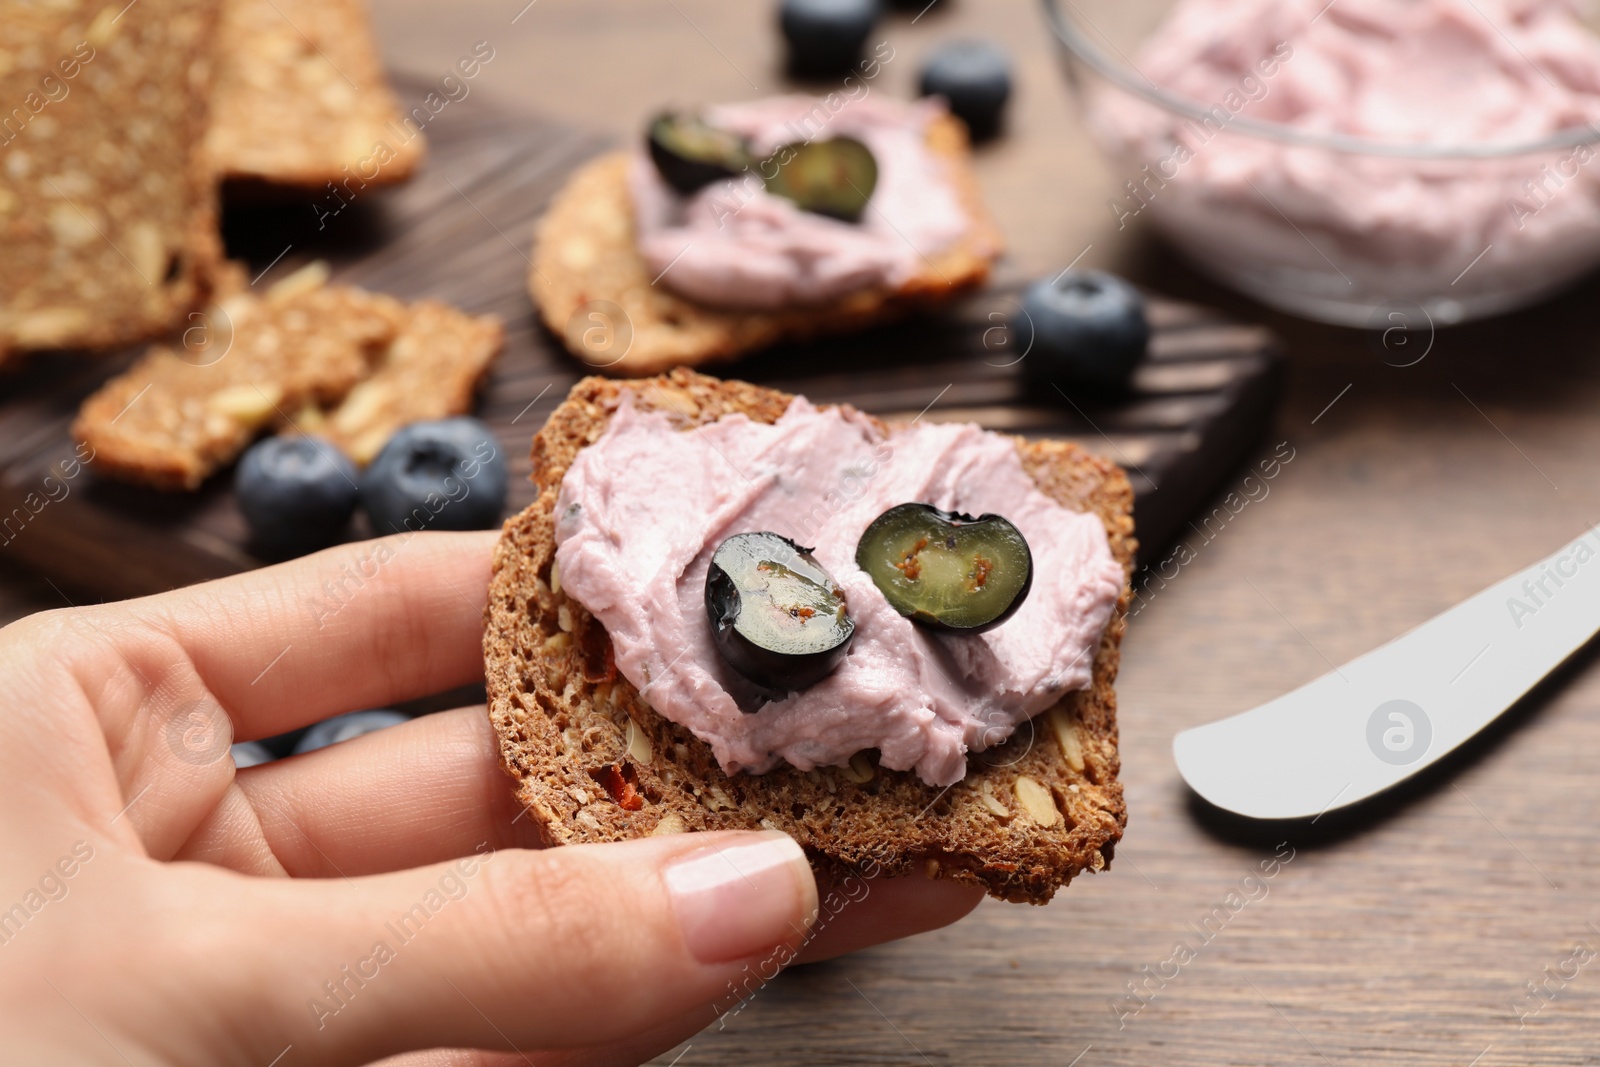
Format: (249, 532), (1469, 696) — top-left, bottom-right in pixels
(232, 831), (817, 1065)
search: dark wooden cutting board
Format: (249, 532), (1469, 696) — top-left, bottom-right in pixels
(0, 97), (1282, 602)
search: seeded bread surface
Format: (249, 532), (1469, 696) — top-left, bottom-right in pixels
(529, 113), (1002, 377)
(485, 370), (1134, 904)
(206, 0), (424, 189)
(0, 0), (222, 364)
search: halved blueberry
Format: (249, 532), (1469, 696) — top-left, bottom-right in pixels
(779, 0), (880, 75)
(706, 531), (855, 693)
(361, 418), (508, 535)
(648, 112), (753, 194)
(1019, 269), (1150, 389)
(919, 39), (1012, 140)
(761, 136), (878, 221)
(237, 435), (360, 559)
(856, 503), (1032, 633)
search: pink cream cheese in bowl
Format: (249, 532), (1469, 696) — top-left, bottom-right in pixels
(629, 95), (978, 309)
(551, 393), (1124, 789)
(1049, 0), (1600, 324)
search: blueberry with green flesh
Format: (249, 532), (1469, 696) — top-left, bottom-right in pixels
(237, 435), (359, 559)
(919, 39), (1012, 140)
(1019, 269), (1149, 389)
(779, 0), (880, 75)
(706, 532), (855, 693)
(361, 417), (507, 535)
(856, 503), (1032, 633)
(293, 710), (410, 754)
(762, 137), (878, 221)
(648, 112), (753, 194)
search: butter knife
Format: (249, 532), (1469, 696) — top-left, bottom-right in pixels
(1173, 523), (1600, 819)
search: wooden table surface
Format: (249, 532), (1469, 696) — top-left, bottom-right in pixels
(11, 2), (1600, 1064)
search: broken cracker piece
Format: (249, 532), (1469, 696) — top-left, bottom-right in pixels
(285, 301), (505, 465)
(73, 263), (405, 490)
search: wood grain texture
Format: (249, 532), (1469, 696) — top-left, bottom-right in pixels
(6, 4), (1600, 1066)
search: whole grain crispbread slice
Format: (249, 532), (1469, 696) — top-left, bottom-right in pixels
(205, 0), (424, 190)
(529, 113), (1002, 378)
(0, 0), (222, 364)
(484, 369), (1134, 904)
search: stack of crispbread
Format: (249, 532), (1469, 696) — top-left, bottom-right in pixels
(3, 0), (479, 486)
(1, 0), (426, 369)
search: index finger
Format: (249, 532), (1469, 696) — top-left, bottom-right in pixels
(117, 530), (499, 741)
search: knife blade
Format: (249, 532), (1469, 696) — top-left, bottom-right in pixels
(1173, 523), (1600, 819)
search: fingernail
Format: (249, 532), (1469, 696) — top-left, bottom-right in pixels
(664, 831), (816, 964)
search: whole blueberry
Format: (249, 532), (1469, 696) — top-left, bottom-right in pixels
(230, 741), (275, 769)
(919, 39), (1012, 140)
(293, 710), (410, 755)
(361, 417), (508, 535)
(780, 0), (880, 76)
(237, 435), (360, 559)
(1019, 270), (1150, 389)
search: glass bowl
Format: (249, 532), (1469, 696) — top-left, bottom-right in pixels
(1040, 0), (1600, 326)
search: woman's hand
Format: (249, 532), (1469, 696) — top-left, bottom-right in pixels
(0, 531), (981, 1066)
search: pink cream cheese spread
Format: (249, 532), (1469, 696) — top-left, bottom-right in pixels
(1093, 0), (1600, 313)
(629, 95), (976, 309)
(552, 394), (1123, 788)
